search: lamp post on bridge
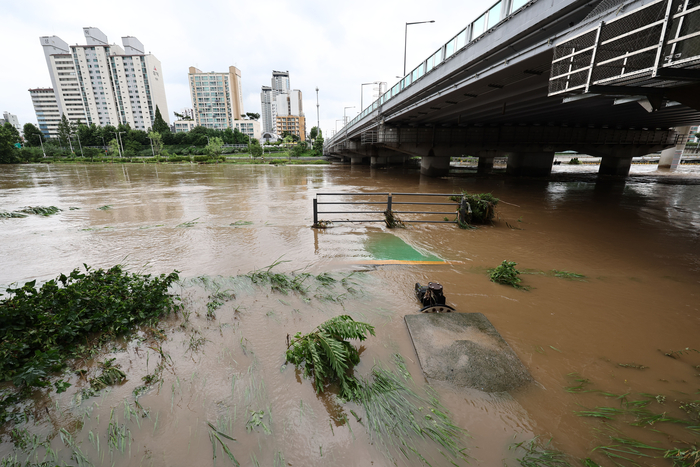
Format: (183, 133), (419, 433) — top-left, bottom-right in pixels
(361, 82), (380, 111)
(404, 20), (435, 76)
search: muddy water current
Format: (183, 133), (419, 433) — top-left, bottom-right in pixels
(1, 163), (699, 466)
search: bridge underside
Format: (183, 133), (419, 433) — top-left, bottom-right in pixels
(327, 125), (677, 177)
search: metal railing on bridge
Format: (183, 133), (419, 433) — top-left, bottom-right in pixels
(312, 192), (468, 227)
(327, 0), (535, 146)
(549, 0), (700, 96)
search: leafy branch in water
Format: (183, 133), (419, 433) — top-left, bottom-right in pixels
(450, 191), (499, 226)
(285, 315), (375, 398)
(489, 260), (528, 290)
(285, 318), (469, 464)
(0, 265), (180, 393)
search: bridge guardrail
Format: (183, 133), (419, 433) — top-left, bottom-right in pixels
(549, 0), (700, 96)
(328, 0), (536, 146)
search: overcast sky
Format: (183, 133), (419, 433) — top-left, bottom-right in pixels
(3, 0), (494, 137)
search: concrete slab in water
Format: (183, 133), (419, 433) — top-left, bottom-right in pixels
(405, 312), (533, 392)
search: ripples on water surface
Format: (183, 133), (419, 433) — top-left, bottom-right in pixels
(1, 163), (699, 466)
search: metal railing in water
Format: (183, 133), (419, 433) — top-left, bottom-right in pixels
(312, 192), (466, 226)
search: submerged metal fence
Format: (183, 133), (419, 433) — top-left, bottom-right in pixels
(312, 192), (466, 226)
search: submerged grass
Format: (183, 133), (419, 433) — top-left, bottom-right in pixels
(510, 437), (572, 467)
(349, 355), (470, 465)
(564, 373), (700, 465)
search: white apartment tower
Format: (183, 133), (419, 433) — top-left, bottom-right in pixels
(29, 88), (61, 137)
(261, 70), (292, 134)
(39, 27), (169, 131)
(260, 86), (276, 134)
(188, 66), (244, 129)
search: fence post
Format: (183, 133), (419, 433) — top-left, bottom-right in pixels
(387, 193), (392, 212)
(313, 198), (318, 226)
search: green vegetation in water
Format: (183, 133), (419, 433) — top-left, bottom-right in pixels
(177, 217), (199, 228)
(509, 437), (571, 467)
(88, 358), (126, 392)
(1, 206), (63, 218)
(15, 206), (62, 216)
(0, 264), (180, 423)
(285, 317), (468, 464)
(561, 373), (700, 465)
(96, 205), (112, 210)
(384, 209), (405, 228)
(285, 315), (375, 398)
(449, 191), (499, 226)
(568, 157), (581, 165)
(550, 270), (586, 280)
(489, 260), (528, 290)
(245, 259), (311, 295)
(230, 220), (254, 226)
(0, 211), (28, 218)
(207, 421), (239, 466)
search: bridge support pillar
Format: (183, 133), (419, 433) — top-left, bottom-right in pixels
(478, 157), (495, 174)
(371, 156), (387, 168)
(599, 156), (632, 177)
(506, 152), (554, 177)
(420, 156), (451, 177)
(659, 126), (691, 170)
(350, 156), (366, 165)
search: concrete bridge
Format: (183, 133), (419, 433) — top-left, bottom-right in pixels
(324, 0), (700, 176)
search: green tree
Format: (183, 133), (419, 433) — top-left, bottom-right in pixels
(23, 123), (44, 147)
(148, 131), (163, 155)
(249, 139), (262, 158)
(57, 114), (75, 151)
(152, 106), (170, 135)
(107, 138), (120, 156)
(205, 136), (224, 158)
(313, 135), (324, 155)
(309, 126), (321, 140)
(0, 125), (20, 163)
(4, 122), (21, 145)
(245, 112), (260, 121)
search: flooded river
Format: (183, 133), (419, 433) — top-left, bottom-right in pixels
(1, 163), (699, 466)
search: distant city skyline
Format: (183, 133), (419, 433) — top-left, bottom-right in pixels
(4, 0), (498, 137)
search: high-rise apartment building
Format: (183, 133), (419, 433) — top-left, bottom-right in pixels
(275, 89), (305, 140)
(261, 70), (303, 136)
(28, 88), (61, 137)
(2, 112), (21, 132)
(271, 70), (290, 94)
(39, 27), (169, 131)
(260, 86), (276, 134)
(188, 66), (244, 129)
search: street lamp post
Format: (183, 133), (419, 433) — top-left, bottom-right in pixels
(39, 134), (46, 158)
(75, 133), (84, 157)
(118, 131), (126, 158)
(343, 106), (355, 127)
(113, 132), (122, 158)
(361, 82), (380, 111)
(404, 20), (435, 76)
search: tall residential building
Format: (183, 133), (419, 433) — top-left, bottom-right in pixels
(40, 35), (86, 125)
(275, 90), (305, 141)
(260, 86), (276, 133)
(29, 88), (61, 137)
(188, 66), (244, 129)
(2, 112), (21, 132)
(271, 70), (290, 94)
(39, 27), (169, 131)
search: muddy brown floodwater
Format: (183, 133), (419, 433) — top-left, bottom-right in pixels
(1, 163), (699, 466)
